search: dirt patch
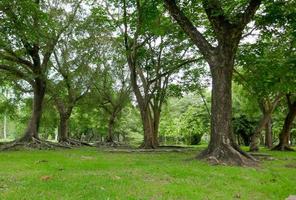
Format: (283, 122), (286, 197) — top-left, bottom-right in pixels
(285, 163), (296, 168)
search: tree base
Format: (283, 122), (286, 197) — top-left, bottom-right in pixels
(197, 143), (258, 166)
(139, 143), (158, 149)
(272, 144), (294, 151)
(0, 137), (70, 151)
(58, 138), (93, 147)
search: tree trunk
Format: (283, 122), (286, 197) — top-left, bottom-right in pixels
(249, 113), (270, 151)
(140, 108), (158, 149)
(249, 97), (280, 152)
(152, 108), (161, 147)
(199, 64), (255, 165)
(106, 115), (115, 143)
(3, 113), (7, 140)
(20, 78), (46, 142)
(273, 103), (296, 151)
(58, 113), (70, 142)
(265, 117), (273, 148)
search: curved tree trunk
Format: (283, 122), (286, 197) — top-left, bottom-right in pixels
(273, 102), (296, 151)
(250, 96), (280, 152)
(20, 78), (46, 142)
(250, 113), (272, 151)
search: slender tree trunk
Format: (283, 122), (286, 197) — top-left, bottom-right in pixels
(58, 113), (70, 142)
(153, 108), (161, 147)
(273, 103), (296, 151)
(250, 97), (280, 152)
(140, 108), (157, 149)
(3, 113), (7, 140)
(265, 117), (273, 148)
(250, 113), (271, 151)
(20, 78), (46, 142)
(106, 115), (115, 143)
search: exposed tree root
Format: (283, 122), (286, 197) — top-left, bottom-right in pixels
(272, 144), (294, 151)
(139, 142), (158, 149)
(0, 137), (70, 151)
(197, 143), (258, 167)
(58, 138), (93, 147)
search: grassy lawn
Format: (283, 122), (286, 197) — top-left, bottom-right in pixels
(0, 146), (295, 200)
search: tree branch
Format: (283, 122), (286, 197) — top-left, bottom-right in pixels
(163, 0), (215, 60)
(149, 58), (201, 84)
(236, 0), (261, 29)
(0, 64), (33, 85)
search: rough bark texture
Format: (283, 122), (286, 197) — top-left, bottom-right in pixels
(20, 78), (46, 142)
(198, 63), (256, 166)
(273, 97), (296, 151)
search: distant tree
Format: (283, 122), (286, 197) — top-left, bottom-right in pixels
(117, 0), (198, 148)
(93, 66), (130, 144)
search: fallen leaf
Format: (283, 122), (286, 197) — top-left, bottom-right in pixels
(41, 176), (52, 181)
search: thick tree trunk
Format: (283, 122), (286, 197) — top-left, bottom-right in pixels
(273, 103), (296, 151)
(265, 117), (273, 148)
(204, 66), (232, 150)
(20, 78), (46, 142)
(199, 65), (255, 165)
(58, 113), (70, 142)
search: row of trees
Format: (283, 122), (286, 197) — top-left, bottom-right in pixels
(0, 0), (295, 165)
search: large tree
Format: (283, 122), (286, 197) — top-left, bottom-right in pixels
(164, 0), (261, 165)
(0, 0), (80, 146)
(119, 0), (198, 148)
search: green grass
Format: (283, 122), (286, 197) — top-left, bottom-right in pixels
(0, 146), (295, 200)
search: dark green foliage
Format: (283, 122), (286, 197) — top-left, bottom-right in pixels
(233, 115), (256, 146)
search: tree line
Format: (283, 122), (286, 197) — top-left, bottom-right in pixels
(0, 0), (295, 166)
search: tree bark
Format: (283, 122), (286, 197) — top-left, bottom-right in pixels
(249, 96), (280, 151)
(265, 117), (273, 148)
(199, 64), (253, 165)
(140, 107), (159, 149)
(3, 113), (7, 140)
(273, 100), (296, 151)
(20, 78), (46, 142)
(106, 115), (115, 143)
(58, 113), (70, 142)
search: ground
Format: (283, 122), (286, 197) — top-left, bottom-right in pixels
(0, 146), (295, 200)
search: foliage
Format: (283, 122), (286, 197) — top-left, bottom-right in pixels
(160, 94), (210, 145)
